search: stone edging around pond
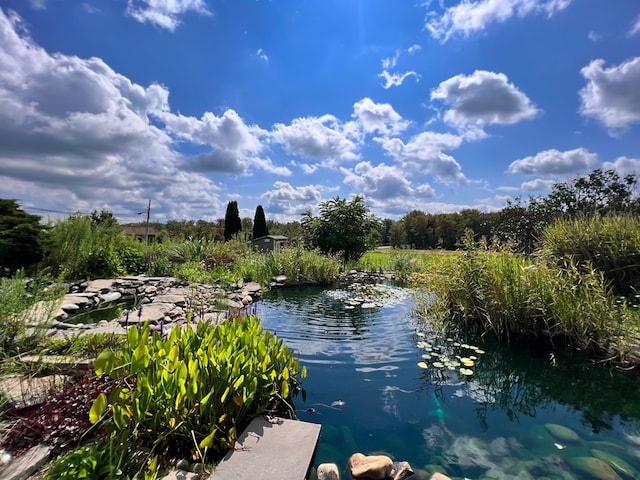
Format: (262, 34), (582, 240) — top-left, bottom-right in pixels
(49, 271), (399, 339)
(48, 276), (264, 339)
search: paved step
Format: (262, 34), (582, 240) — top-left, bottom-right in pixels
(210, 416), (321, 480)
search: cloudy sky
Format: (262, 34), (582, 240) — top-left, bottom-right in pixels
(1, 0), (639, 223)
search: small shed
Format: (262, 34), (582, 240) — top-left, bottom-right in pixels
(122, 226), (156, 242)
(251, 235), (289, 253)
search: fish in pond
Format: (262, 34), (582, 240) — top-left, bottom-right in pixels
(330, 400), (346, 408)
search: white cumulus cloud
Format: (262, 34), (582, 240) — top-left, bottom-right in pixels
(352, 98), (409, 136)
(508, 148), (598, 176)
(602, 156), (640, 178)
(426, 0), (572, 42)
(126, 0), (211, 31)
(271, 115), (359, 163)
(579, 57), (640, 133)
(521, 178), (555, 192)
(341, 162), (417, 200)
(431, 70), (538, 127)
(376, 131), (466, 183)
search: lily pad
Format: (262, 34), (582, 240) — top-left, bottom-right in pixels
(460, 358), (475, 367)
(459, 368), (473, 375)
(422, 354), (432, 360)
(432, 361), (445, 368)
(417, 361), (429, 369)
(474, 348), (485, 354)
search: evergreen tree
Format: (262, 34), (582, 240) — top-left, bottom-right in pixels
(223, 201), (242, 241)
(0, 199), (46, 275)
(252, 205), (269, 239)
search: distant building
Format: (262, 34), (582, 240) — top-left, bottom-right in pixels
(251, 235), (289, 253)
(123, 225), (156, 242)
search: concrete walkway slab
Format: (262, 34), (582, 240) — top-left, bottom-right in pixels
(210, 416), (321, 480)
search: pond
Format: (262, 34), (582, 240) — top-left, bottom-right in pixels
(258, 283), (640, 480)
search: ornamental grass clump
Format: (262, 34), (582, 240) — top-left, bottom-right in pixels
(414, 230), (640, 364)
(540, 214), (640, 297)
(86, 316), (305, 477)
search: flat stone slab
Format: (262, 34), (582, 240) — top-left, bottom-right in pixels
(0, 375), (69, 409)
(0, 444), (51, 480)
(161, 469), (199, 480)
(210, 417), (321, 480)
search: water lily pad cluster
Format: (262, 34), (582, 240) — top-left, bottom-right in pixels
(415, 332), (485, 377)
(325, 283), (411, 310)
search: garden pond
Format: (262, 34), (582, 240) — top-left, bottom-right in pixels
(257, 283), (640, 480)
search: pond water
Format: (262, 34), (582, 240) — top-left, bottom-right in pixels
(258, 283), (640, 480)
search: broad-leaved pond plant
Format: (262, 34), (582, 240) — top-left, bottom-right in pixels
(89, 316), (305, 477)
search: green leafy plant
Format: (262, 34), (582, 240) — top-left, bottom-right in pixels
(89, 316), (305, 476)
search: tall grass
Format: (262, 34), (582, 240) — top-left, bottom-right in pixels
(414, 232), (640, 364)
(540, 214), (640, 296)
(0, 271), (66, 357)
(235, 246), (341, 285)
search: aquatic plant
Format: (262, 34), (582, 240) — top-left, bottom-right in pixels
(413, 231), (640, 365)
(88, 316), (305, 476)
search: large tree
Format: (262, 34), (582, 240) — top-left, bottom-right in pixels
(0, 199), (45, 275)
(252, 205), (269, 239)
(301, 196), (376, 262)
(223, 201), (242, 241)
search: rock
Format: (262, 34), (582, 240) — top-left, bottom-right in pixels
(99, 291), (122, 303)
(567, 457), (622, 480)
(0, 444), (51, 480)
(317, 463), (340, 480)
(545, 423), (581, 444)
(429, 473), (452, 480)
(154, 294), (186, 306)
(0, 375), (69, 409)
(273, 275), (287, 283)
(348, 452), (394, 480)
(392, 461), (414, 480)
(242, 295), (253, 305)
(85, 279), (114, 293)
(591, 449), (637, 479)
(144, 286), (158, 294)
(60, 303), (80, 312)
(63, 294), (95, 308)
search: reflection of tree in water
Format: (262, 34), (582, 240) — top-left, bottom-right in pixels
(462, 336), (640, 433)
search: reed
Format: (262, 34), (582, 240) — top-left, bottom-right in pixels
(414, 232), (640, 364)
(540, 214), (640, 296)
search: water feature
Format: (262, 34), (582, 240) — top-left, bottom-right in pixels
(258, 283), (640, 479)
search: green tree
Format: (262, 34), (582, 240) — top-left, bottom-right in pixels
(0, 199), (45, 275)
(223, 201), (242, 241)
(301, 196), (375, 262)
(252, 205), (269, 239)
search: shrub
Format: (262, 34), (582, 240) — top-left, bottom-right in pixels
(89, 317), (305, 476)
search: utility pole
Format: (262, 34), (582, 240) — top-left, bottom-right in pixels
(144, 199), (151, 245)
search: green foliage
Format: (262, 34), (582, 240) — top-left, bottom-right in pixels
(389, 209), (493, 250)
(236, 245), (341, 285)
(223, 201), (242, 241)
(301, 196), (377, 262)
(414, 234), (640, 364)
(495, 169), (638, 253)
(90, 317), (305, 474)
(540, 214), (640, 297)
(0, 199), (46, 275)
(0, 271), (65, 357)
(252, 205), (269, 239)
(45, 441), (152, 480)
(44, 213), (150, 280)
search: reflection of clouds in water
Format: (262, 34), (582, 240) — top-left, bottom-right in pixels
(453, 381), (496, 404)
(381, 385), (414, 419)
(356, 366), (399, 373)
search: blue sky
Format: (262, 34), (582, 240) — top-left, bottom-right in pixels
(1, 0), (639, 223)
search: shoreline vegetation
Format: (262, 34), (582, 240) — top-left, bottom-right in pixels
(1, 168), (639, 478)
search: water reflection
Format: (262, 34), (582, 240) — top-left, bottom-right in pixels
(258, 284), (640, 479)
